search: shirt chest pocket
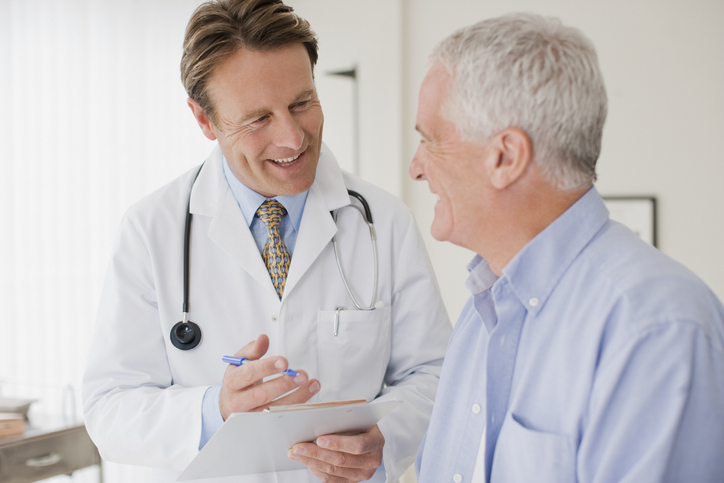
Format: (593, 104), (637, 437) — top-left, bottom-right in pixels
(317, 306), (392, 402)
(492, 412), (576, 483)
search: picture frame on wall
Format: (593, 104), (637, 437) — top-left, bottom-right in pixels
(602, 196), (658, 248)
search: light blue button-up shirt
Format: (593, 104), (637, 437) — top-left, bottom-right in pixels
(416, 187), (724, 482)
(199, 156), (309, 449)
(222, 155), (308, 255)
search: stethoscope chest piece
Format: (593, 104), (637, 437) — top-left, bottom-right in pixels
(170, 320), (202, 350)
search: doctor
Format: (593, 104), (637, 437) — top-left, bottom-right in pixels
(81, 1), (451, 482)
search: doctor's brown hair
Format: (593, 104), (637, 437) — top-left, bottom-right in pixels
(180, 0), (318, 124)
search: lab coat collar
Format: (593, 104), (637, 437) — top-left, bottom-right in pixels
(189, 143), (350, 217)
(283, 143), (351, 297)
(313, 142), (353, 213)
(187, 142), (352, 301)
(188, 143), (225, 218)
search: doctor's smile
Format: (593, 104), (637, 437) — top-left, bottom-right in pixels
(269, 152), (302, 166)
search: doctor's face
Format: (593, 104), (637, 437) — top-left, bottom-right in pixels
(191, 43), (324, 198)
(409, 64), (491, 247)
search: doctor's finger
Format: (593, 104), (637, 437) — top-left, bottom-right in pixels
(267, 378), (321, 407)
(288, 444), (379, 482)
(232, 334), (270, 360)
(315, 425), (385, 455)
(224, 356), (294, 389)
(231, 370), (313, 412)
(221, 369), (310, 417)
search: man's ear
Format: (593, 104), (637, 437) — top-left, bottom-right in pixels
(487, 128), (532, 190)
(187, 98), (218, 141)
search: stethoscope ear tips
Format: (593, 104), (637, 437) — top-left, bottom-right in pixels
(170, 321), (202, 350)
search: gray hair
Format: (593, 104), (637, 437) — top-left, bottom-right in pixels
(431, 13), (607, 190)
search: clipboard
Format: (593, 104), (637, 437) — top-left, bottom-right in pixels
(177, 399), (401, 480)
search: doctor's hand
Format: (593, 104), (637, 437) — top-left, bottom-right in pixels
(287, 424), (385, 483)
(219, 334), (321, 420)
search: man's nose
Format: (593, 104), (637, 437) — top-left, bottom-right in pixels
(409, 146), (426, 181)
(273, 113), (304, 150)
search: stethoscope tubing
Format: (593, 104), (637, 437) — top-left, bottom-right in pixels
(182, 164), (205, 323)
(332, 205), (378, 311)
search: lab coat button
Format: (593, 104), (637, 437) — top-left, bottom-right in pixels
(529, 297), (539, 307)
(271, 316), (278, 322)
(453, 473), (463, 482)
(472, 404), (481, 414)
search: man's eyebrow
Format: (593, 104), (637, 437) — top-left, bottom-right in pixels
(231, 89), (316, 126)
(232, 108), (269, 126)
(292, 89), (316, 103)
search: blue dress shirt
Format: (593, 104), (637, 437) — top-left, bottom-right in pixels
(199, 156), (309, 449)
(222, 155), (308, 256)
(416, 187), (724, 483)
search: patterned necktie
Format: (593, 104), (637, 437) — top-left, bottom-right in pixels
(256, 199), (291, 299)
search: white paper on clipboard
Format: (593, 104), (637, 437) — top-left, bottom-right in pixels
(177, 399), (401, 481)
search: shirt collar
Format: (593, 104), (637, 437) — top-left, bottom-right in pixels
(501, 186), (609, 316)
(465, 255), (500, 295)
(222, 154), (308, 231)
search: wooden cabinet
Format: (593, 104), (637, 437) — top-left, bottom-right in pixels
(0, 423), (101, 483)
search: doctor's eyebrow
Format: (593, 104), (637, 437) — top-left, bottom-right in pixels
(231, 89), (317, 127)
(232, 108), (270, 126)
(288, 89), (317, 108)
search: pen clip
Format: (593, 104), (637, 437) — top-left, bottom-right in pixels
(334, 307), (343, 337)
(222, 356), (247, 366)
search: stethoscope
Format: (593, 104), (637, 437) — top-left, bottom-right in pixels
(170, 165), (379, 350)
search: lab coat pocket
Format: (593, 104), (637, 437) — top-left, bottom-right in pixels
(491, 412), (576, 483)
(317, 306), (392, 402)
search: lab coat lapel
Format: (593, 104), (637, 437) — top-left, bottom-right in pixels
(283, 144), (350, 298)
(189, 145), (277, 298)
(208, 189), (277, 295)
(283, 184), (337, 297)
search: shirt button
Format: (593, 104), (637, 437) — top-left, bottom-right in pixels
(453, 474), (463, 483)
(271, 316), (278, 322)
(528, 297), (539, 307)
(472, 404), (481, 414)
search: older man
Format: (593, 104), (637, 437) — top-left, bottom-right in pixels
(83, 1), (450, 482)
(410, 13), (724, 483)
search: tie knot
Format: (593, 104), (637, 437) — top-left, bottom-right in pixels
(256, 199), (287, 228)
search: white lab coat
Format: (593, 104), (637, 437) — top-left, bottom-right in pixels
(82, 144), (451, 483)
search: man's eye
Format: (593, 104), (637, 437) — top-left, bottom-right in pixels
(254, 115), (268, 123)
(294, 101), (307, 108)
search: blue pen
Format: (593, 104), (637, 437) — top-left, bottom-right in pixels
(222, 355), (298, 377)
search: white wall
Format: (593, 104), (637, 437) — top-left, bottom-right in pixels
(287, 0), (405, 198)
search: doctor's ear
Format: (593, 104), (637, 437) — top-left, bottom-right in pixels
(187, 98), (218, 141)
(487, 128), (532, 190)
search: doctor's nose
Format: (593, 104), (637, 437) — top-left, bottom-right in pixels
(273, 113), (304, 150)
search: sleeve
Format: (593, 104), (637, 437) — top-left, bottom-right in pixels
(578, 321), (724, 483)
(81, 212), (208, 471)
(373, 211), (452, 483)
(200, 385), (224, 449)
